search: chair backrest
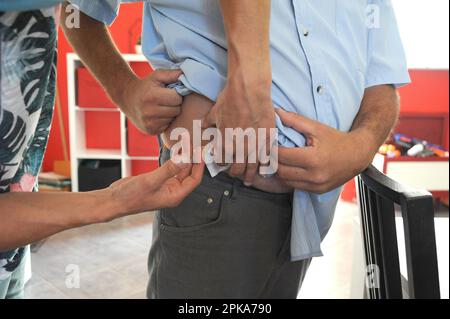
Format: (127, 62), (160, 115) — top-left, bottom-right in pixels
(357, 165), (440, 299)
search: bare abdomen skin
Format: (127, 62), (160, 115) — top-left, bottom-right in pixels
(162, 93), (293, 194)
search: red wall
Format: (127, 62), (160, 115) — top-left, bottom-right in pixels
(43, 3), (144, 172)
(398, 69), (449, 149)
(398, 69), (449, 114)
(43, 4), (450, 172)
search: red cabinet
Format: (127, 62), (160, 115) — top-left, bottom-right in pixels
(85, 112), (121, 150)
(127, 120), (159, 157)
(131, 160), (159, 176)
(77, 68), (116, 109)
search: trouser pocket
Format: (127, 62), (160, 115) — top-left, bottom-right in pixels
(153, 183), (293, 299)
(160, 183), (226, 232)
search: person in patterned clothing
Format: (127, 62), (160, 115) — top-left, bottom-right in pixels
(0, 1), (204, 299)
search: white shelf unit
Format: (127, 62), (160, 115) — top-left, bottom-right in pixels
(67, 53), (159, 192)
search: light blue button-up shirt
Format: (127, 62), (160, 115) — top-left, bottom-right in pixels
(70, 0), (410, 261)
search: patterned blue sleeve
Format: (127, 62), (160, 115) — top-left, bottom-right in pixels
(0, 0), (63, 11)
(365, 0), (411, 88)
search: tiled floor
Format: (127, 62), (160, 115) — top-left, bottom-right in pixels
(24, 200), (448, 299)
(298, 201), (357, 299)
(25, 213), (154, 299)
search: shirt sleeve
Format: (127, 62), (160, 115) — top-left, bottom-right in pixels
(365, 0), (411, 88)
(68, 0), (122, 25)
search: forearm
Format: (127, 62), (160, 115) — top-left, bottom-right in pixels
(61, 2), (137, 106)
(350, 84), (400, 168)
(0, 190), (117, 251)
(220, 0), (272, 93)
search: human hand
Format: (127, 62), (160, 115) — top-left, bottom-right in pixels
(109, 160), (205, 216)
(202, 78), (276, 186)
(118, 69), (183, 135)
(276, 109), (376, 194)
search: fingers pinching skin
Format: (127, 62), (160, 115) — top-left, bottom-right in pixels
(151, 86), (183, 106)
(229, 163), (246, 178)
(150, 160), (190, 186)
(152, 69), (183, 85)
(243, 162), (259, 186)
(182, 162), (205, 189)
(175, 162), (206, 201)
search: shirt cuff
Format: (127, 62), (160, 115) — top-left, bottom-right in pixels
(69, 0), (118, 25)
(365, 70), (412, 89)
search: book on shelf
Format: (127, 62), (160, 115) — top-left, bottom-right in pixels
(38, 172), (72, 192)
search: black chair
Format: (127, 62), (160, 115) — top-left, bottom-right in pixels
(357, 165), (441, 299)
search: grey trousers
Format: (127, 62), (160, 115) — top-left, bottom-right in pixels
(147, 148), (311, 299)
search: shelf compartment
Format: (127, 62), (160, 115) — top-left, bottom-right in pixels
(77, 67), (117, 109)
(78, 159), (122, 191)
(77, 149), (122, 160)
(131, 159), (159, 176)
(127, 119), (160, 157)
(85, 111), (121, 151)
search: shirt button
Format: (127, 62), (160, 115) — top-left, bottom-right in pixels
(317, 85), (325, 95)
(303, 28), (310, 37)
(224, 190), (230, 197)
(207, 198), (214, 204)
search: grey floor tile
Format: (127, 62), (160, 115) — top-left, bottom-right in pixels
(27, 214), (154, 299)
(126, 290), (147, 299)
(25, 276), (69, 299)
(298, 201), (358, 299)
(110, 256), (149, 285)
(55, 268), (143, 299)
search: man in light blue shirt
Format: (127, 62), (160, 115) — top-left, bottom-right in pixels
(64, 0), (410, 298)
